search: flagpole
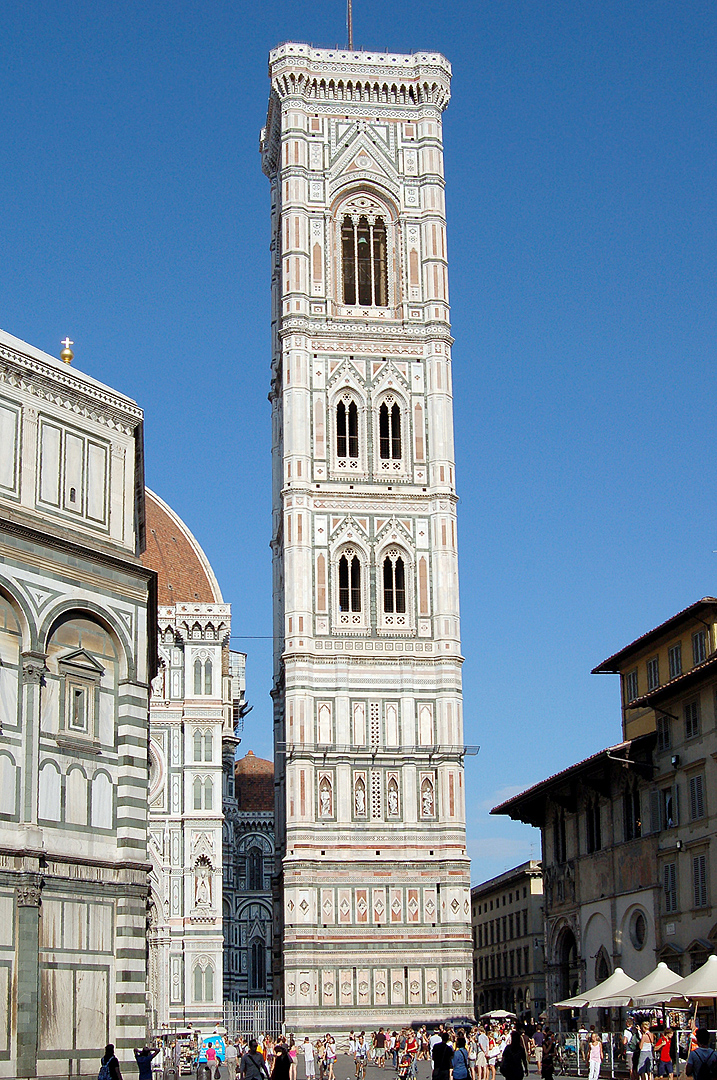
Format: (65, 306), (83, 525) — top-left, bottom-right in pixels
(347, 0), (353, 49)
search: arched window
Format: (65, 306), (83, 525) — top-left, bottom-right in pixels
(336, 399), (359, 459)
(251, 940), (266, 992)
(383, 555), (406, 613)
(193, 777), (203, 811)
(194, 659), (202, 695)
(341, 215), (388, 307)
(204, 658), (212, 695)
(248, 847), (263, 891)
(193, 962), (214, 1002)
(379, 402), (401, 460)
(203, 777), (213, 811)
(203, 731), (212, 762)
(193, 730), (203, 762)
(338, 554), (361, 612)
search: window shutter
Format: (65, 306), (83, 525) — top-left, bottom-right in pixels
(693, 854), (707, 908)
(664, 861), (677, 913)
(650, 789), (661, 834)
(690, 775), (705, 820)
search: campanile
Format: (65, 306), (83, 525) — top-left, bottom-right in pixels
(262, 43), (473, 1029)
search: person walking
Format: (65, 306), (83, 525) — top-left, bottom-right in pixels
(501, 1033), (528, 1080)
(240, 1040), (270, 1080)
(303, 1038), (316, 1080)
(540, 1029), (556, 1080)
(325, 1036), (337, 1080)
(288, 1039), (297, 1080)
(686, 1029), (717, 1080)
(654, 1031), (674, 1080)
(588, 1033), (603, 1080)
(100, 1044), (123, 1080)
(638, 1023), (654, 1079)
(432, 1031), (454, 1080)
(452, 1033), (471, 1080)
(226, 1040), (238, 1080)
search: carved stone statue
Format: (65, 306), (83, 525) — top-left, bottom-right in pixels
(355, 783), (366, 816)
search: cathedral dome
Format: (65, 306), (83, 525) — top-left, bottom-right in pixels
(235, 750), (274, 811)
(141, 489), (223, 605)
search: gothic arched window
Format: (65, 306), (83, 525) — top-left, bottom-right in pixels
(336, 399), (359, 459)
(203, 777), (213, 811)
(383, 555), (406, 614)
(193, 776), (203, 811)
(341, 215), (388, 307)
(248, 847), (263, 891)
(203, 731), (213, 762)
(338, 554), (361, 613)
(194, 659), (202, 695)
(250, 939), (266, 991)
(379, 402), (401, 460)
(193, 730), (203, 762)
(204, 658), (212, 695)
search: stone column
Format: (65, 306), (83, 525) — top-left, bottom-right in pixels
(15, 879), (43, 1080)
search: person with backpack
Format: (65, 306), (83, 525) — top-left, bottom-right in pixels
(686, 1029), (717, 1080)
(624, 1022), (641, 1079)
(100, 1044), (122, 1080)
(500, 1032), (527, 1080)
(432, 1031), (454, 1080)
(241, 1040), (271, 1080)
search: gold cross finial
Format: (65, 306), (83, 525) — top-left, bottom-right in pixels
(60, 337), (74, 364)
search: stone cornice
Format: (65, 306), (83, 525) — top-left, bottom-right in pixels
(277, 318), (454, 348)
(0, 342), (143, 434)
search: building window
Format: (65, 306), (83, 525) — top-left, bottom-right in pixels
(204, 731), (212, 761)
(194, 659), (202, 695)
(656, 713), (671, 752)
(204, 778), (213, 811)
(383, 553), (406, 614)
(204, 658), (212, 695)
(379, 401), (401, 460)
(248, 847), (263, 891)
(689, 774), (705, 821)
(68, 685), (88, 732)
(336, 399), (359, 460)
(684, 699), (701, 740)
(647, 656), (660, 691)
(338, 553), (361, 613)
(586, 800), (602, 854)
(193, 962), (214, 1002)
(661, 786), (677, 829)
(692, 629), (707, 666)
(669, 643), (682, 679)
(341, 215), (388, 307)
(194, 730), (203, 762)
(629, 910), (647, 950)
(193, 777), (202, 810)
(553, 812), (567, 864)
(625, 669), (638, 702)
(693, 853), (708, 908)
(664, 861), (678, 913)
(250, 940), (266, 991)
(624, 788), (641, 841)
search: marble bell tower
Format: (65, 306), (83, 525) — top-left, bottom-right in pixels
(261, 42), (473, 1030)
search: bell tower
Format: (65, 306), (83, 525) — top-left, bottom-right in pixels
(262, 43), (472, 1029)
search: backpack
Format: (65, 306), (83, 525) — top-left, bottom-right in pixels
(99, 1062), (112, 1080)
(691, 1048), (717, 1080)
(628, 1034), (640, 1054)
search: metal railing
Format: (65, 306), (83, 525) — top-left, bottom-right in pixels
(550, 1029), (717, 1079)
(223, 1000), (284, 1039)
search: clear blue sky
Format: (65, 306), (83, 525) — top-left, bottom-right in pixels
(3, 0), (716, 883)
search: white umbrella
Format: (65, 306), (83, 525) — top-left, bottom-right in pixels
(480, 1009), (516, 1019)
(619, 962), (686, 1008)
(656, 954), (717, 1003)
(555, 967), (637, 1009)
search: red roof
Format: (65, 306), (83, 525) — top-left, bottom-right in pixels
(592, 598), (717, 674)
(235, 751), (274, 811)
(140, 489), (222, 606)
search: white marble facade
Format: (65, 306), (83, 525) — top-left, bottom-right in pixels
(262, 44), (473, 1029)
(0, 328), (155, 1077)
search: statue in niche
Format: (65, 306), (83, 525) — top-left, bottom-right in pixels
(355, 778), (366, 816)
(195, 861), (211, 906)
(319, 777), (332, 817)
(421, 779), (434, 818)
(387, 781), (399, 816)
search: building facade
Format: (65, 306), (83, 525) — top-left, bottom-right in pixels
(0, 329), (157, 1078)
(140, 490), (246, 1032)
(471, 861), (545, 1021)
(262, 43), (473, 1029)
(224, 751), (275, 1002)
(493, 598), (717, 1023)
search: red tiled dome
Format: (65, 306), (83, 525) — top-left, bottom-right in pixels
(235, 751), (274, 811)
(141, 489), (222, 606)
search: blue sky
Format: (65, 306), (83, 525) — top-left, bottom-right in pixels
(2, 0), (716, 882)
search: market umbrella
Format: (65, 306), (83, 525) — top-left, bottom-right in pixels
(480, 1009), (517, 1019)
(656, 954), (717, 1003)
(555, 967), (637, 1009)
(621, 962), (686, 1008)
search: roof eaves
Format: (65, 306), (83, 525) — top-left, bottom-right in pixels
(592, 598), (717, 674)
